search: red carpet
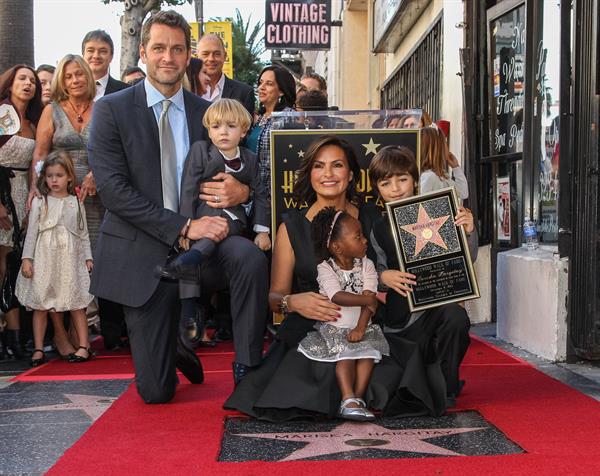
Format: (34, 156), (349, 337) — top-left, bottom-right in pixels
(45, 336), (600, 475)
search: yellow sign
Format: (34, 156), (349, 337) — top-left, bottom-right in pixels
(190, 21), (234, 79)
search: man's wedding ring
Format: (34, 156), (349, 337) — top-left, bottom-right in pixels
(214, 195), (221, 203)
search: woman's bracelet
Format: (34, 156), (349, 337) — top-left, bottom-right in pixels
(279, 294), (290, 315)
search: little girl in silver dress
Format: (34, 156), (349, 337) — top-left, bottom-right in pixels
(298, 207), (389, 421)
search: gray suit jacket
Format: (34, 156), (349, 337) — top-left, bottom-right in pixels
(88, 81), (210, 307)
(222, 77), (255, 117)
(179, 142), (269, 230)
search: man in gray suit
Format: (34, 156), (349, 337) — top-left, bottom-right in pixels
(88, 10), (268, 403)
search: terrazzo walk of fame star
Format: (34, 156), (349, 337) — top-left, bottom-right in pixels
(219, 411), (525, 462)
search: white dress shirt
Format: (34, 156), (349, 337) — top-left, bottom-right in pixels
(218, 147), (269, 234)
(94, 72), (109, 102)
(201, 73), (225, 102)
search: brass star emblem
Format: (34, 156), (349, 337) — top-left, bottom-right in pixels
(362, 137), (380, 155)
(400, 204), (450, 257)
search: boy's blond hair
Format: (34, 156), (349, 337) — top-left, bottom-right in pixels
(202, 98), (253, 132)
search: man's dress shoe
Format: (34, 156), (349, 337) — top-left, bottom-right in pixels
(176, 333), (204, 384)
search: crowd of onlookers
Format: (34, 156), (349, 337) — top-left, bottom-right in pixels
(0, 10), (473, 421)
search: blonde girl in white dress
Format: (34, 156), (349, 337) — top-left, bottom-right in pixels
(16, 151), (93, 366)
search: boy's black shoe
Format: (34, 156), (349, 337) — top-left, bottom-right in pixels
(154, 261), (199, 281)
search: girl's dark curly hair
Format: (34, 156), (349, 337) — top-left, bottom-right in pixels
(311, 206), (350, 262)
(294, 134), (361, 206)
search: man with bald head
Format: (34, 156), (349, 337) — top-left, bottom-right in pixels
(197, 33), (255, 116)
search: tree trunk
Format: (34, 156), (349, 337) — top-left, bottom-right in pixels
(119, 0), (146, 76)
(0, 0), (34, 72)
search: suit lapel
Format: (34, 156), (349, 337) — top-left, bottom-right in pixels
(222, 77), (233, 98)
(133, 83), (162, 188)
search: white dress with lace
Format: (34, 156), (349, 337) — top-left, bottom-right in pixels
(15, 195), (93, 312)
(0, 135), (35, 247)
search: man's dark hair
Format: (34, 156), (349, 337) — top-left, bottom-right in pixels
(36, 64), (56, 75)
(141, 10), (191, 50)
(81, 29), (115, 55)
(297, 89), (328, 111)
(121, 66), (146, 82)
(301, 72), (327, 91)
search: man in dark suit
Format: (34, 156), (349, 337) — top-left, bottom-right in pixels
(197, 34), (255, 116)
(88, 11), (268, 404)
(82, 29), (128, 101)
(82, 29), (130, 351)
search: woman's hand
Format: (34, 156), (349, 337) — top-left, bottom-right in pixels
(0, 204), (12, 230)
(79, 172), (97, 202)
(455, 206), (475, 234)
(381, 270), (417, 297)
(199, 172), (250, 209)
(26, 186), (41, 213)
(288, 292), (340, 322)
(21, 259), (33, 278)
(447, 152), (460, 168)
(86, 260), (93, 273)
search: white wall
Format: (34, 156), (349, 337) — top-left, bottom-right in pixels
(497, 247), (568, 361)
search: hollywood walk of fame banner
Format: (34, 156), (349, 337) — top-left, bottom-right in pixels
(386, 187), (480, 312)
(269, 126), (420, 233)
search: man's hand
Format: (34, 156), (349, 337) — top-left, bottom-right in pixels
(254, 232), (271, 251)
(178, 236), (191, 251)
(199, 172), (250, 209)
(186, 216), (229, 242)
(21, 259), (33, 278)
(0, 204), (12, 230)
(86, 260), (94, 273)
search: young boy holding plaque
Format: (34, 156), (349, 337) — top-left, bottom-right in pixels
(368, 145), (476, 405)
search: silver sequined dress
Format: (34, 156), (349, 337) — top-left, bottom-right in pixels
(298, 257), (389, 362)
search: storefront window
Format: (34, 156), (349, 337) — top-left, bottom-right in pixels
(536, 2), (561, 243)
(489, 4), (526, 157)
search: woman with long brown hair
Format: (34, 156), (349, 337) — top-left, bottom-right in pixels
(0, 64), (43, 359)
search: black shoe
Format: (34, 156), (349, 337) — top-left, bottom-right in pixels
(197, 339), (216, 348)
(31, 349), (46, 367)
(176, 333), (204, 384)
(154, 261), (199, 281)
(103, 336), (126, 351)
(213, 327), (233, 342)
(232, 362), (253, 386)
(6, 329), (24, 359)
(68, 346), (93, 363)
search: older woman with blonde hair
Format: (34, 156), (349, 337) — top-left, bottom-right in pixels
(26, 54), (99, 358)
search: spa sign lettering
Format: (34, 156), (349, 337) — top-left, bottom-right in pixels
(265, 0), (331, 50)
(489, 4), (526, 156)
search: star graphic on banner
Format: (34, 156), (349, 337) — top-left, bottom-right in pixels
(400, 204), (451, 257)
(362, 137), (381, 155)
(233, 421), (486, 461)
(297, 149), (305, 158)
(288, 143), (293, 149)
(0, 394), (116, 421)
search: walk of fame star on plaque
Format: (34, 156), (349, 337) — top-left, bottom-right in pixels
(385, 188), (480, 311)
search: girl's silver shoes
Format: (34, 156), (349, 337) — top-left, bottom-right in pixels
(338, 397), (375, 421)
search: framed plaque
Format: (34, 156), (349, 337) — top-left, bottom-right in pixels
(386, 187), (480, 311)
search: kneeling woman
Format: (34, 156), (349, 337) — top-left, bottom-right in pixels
(224, 136), (460, 421)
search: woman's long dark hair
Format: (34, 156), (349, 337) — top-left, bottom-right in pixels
(257, 65), (296, 114)
(293, 134), (361, 206)
(311, 206), (350, 262)
(0, 64), (43, 126)
(186, 57), (204, 95)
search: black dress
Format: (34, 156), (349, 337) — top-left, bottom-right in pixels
(224, 208), (448, 421)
